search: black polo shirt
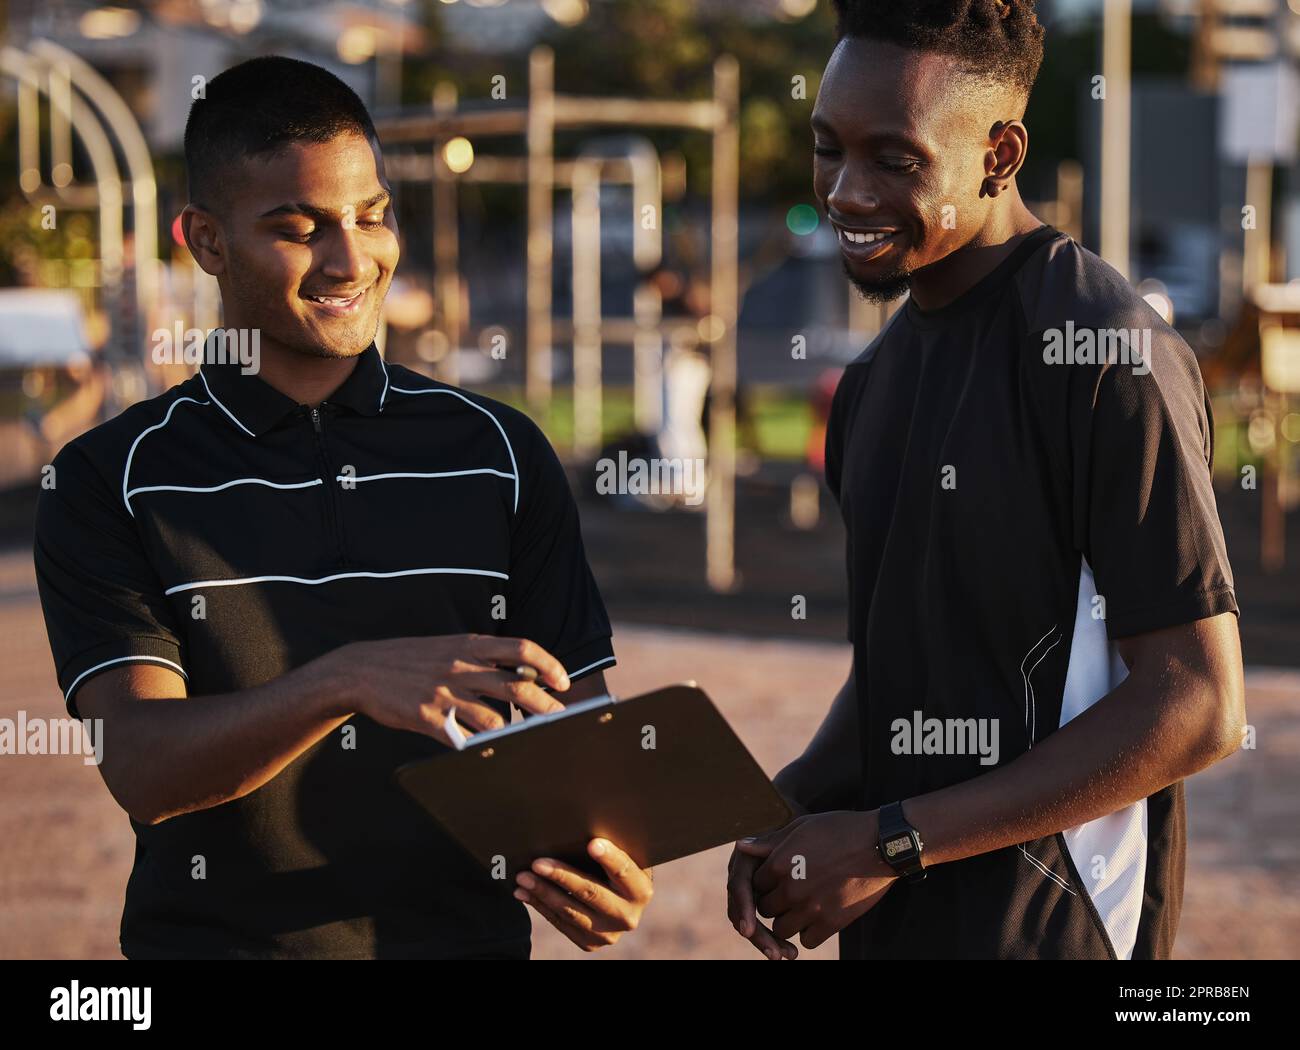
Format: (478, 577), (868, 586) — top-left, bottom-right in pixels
(33, 335), (616, 959)
(826, 226), (1237, 959)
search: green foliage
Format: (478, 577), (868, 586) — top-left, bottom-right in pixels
(0, 196), (99, 287)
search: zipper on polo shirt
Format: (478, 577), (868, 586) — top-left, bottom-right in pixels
(309, 403), (348, 569)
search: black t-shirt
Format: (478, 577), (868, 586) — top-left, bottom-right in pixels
(33, 341), (615, 959)
(825, 226), (1237, 959)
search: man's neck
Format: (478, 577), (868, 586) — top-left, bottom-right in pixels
(236, 334), (363, 408)
(907, 194), (1044, 312)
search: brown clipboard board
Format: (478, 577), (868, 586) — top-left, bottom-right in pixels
(393, 683), (792, 879)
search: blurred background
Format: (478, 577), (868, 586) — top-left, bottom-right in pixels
(0, 0), (1296, 959)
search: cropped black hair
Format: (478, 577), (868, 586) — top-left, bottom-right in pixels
(830, 0), (1045, 97)
(184, 56), (379, 213)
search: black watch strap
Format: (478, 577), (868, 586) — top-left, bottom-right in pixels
(877, 800), (926, 883)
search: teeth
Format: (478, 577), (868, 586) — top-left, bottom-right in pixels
(840, 229), (892, 245)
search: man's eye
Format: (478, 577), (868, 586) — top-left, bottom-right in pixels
(880, 159), (921, 174)
(280, 228), (315, 242)
(359, 214), (387, 228)
(813, 146), (840, 158)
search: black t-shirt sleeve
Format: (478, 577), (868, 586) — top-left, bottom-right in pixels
(502, 419), (615, 682)
(33, 441), (187, 718)
(824, 364), (863, 644)
(1069, 333), (1238, 640)
(824, 375), (847, 507)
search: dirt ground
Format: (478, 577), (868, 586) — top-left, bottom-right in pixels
(0, 549), (1296, 960)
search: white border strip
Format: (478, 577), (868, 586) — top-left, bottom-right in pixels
(199, 368), (256, 438)
(336, 469), (516, 484)
(127, 478), (324, 500)
(566, 654), (616, 680)
(164, 566), (509, 596)
(1018, 845), (1078, 896)
(65, 655), (189, 702)
(390, 385), (520, 512)
(1019, 624), (1059, 748)
(122, 396), (211, 516)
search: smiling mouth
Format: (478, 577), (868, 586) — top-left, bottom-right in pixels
(302, 281), (374, 316)
(834, 225), (900, 263)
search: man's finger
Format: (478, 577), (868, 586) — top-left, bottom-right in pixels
(528, 857), (629, 920)
(733, 835), (780, 858)
(734, 815), (807, 859)
(746, 917), (798, 960)
(726, 850), (760, 937)
(800, 920), (836, 950)
(444, 694), (508, 732)
(515, 888), (599, 951)
(468, 635), (570, 692)
(727, 849), (796, 958)
(751, 854), (784, 895)
(457, 669), (565, 714)
(772, 907), (815, 942)
(585, 839), (653, 902)
(517, 870), (599, 932)
(756, 885), (790, 919)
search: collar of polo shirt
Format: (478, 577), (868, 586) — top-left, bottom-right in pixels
(196, 328), (390, 438)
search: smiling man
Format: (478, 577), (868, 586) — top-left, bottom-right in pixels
(727, 0), (1245, 960)
(34, 56), (651, 959)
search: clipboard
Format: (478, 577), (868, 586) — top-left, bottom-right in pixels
(393, 683), (792, 879)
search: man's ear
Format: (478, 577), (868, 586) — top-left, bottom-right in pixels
(981, 119), (1029, 199)
(180, 203), (227, 278)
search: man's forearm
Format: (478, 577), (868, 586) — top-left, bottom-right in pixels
(774, 666), (861, 813)
(904, 658), (1243, 869)
(98, 655), (357, 826)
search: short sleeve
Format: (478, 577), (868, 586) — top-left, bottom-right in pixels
(502, 421), (615, 683)
(824, 365), (864, 645)
(33, 441), (187, 718)
(824, 374), (847, 507)
(1070, 332), (1239, 640)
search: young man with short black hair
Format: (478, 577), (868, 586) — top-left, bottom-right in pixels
(35, 56), (652, 959)
(728, 0), (1244, 960)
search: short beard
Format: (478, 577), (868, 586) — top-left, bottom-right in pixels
(841, 257), (911, 305)
(291, 337), (368, 361)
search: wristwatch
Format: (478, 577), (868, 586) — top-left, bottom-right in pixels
(876, 800), (926, 883)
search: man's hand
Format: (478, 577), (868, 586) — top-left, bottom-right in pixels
(727, 789), (808, 959)
(736, 810), (896, 949)
(727, 845), (800, 959)
(514, 838), (654, 951)
(318, 634), (571, 748)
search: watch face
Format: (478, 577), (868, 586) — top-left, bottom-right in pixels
(883, 833), (914, 860)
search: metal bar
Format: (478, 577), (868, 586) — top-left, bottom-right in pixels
(432, 81), (461, 386)
(375, 109), (530, 142)
(634, 280), (664, 434)
(572, 158), (603, 458)
(32, 41), (160, 372)
(1099, 0), (1132, 279)
(553, 96), (719, 131)
(375, 98), (718, 142)
(706, 54), (740, 593)
(526, 46), (555, 411)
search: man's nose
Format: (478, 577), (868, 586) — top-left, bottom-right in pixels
(826, 168), (882, 221)
(320, 224), (372, 283)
